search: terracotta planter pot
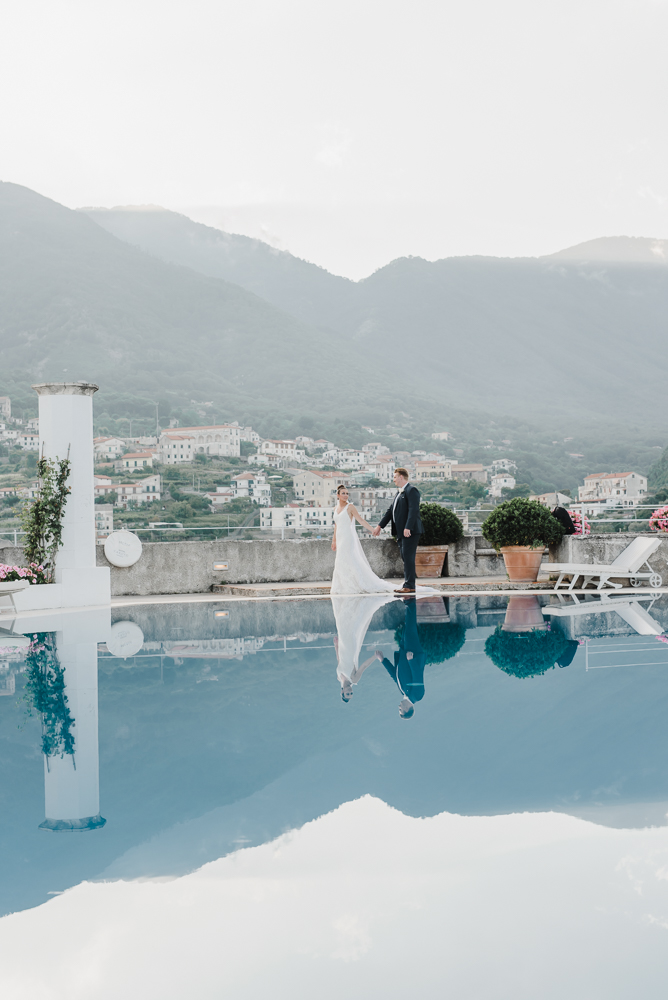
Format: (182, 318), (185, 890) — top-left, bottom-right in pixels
(415, 544), (447, 578)
(501, 595), (548, 632)
(500, 545), (545, 583)
(416, 595), (449, 623)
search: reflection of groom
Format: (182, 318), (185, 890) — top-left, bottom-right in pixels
(372, 468), (423, 595)
(375, 599), (426, 719)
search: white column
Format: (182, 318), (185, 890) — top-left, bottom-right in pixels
(32, 382), (110, 607)
(40, 635), (105, 832)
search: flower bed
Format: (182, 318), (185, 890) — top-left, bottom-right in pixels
(649, 505), (668, 533)
(0, 563), (47, 585)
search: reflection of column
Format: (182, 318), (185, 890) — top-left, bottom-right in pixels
(39, 634), (105, 832)
(32, 382), (110, 606)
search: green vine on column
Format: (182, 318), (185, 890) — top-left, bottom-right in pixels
(20, 456), (71, 583)
(23, 632), (75, 758)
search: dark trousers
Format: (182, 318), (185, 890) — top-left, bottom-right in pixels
(397, 532), (420, 590)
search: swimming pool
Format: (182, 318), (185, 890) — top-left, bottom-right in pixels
(1, 592), (668, 996)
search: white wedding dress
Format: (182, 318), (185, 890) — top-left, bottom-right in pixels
(330, 502), (437, 596)
(330, 502), (397, 595)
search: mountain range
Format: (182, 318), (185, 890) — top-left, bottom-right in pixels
(84, 203), (668, 435)
(1, 182), (668, 477)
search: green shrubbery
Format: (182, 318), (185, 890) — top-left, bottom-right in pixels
(418, 503), (464, 546)
(484, 626), (570, 679)
(482, 497), (563, 550)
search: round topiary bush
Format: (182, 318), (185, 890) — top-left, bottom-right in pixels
(419, 503), (464, 546)
(394, 621), (466, 664)
(482, 497), (564, 550)
(484, 626), (570, 679)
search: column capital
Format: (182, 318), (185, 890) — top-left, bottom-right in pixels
(32, 382), (99, 397)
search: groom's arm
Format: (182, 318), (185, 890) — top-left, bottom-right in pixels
(378, 503), (393, 529)
(405, 485), (421, 531)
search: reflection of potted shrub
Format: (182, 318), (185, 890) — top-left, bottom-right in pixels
(482, 498), (563, 582)
(485, 626), (569, 679)
(395, 620), (466, 664)
(416, 504), (464, 578)
(502, 595), (547, 632)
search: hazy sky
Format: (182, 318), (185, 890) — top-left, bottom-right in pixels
(2, 0), (668, 277)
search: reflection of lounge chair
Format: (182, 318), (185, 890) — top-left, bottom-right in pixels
(0, 581), (30, 615)
(545, 537), (663, 591)
(543, 592), (664, 635)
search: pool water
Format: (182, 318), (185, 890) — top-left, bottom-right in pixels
(1, 592), (668, 997)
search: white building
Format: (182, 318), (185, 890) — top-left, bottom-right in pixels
(578, 471), (647, 505)
(248, 452), (287, 470)
(160, 433), (195, 464)
(348, 487), (395, 514)
(0, 397), (10, 420)
(431, 431), (452, 441)
(259, 439), (298, 459)
(492, 458), (517, 472)
(361, 455), (394, 482)
(203, 487), (235, 507)
(114, 451), (154, 472)
(489, 474), (516, 497)
(240, 426), (261, 444)
(94, 474), (161, 507)
(261, 505), (335, 532)
(530, 491), (572, 507)
(160, 424), (240, 461)
(231, 472), (272, 505)
(93, 436), (126, 460)
(15, 432), (39, 451)
(362, 442), (385, 458)
(292, 470), (349, 503)
(338, 450), (366, 470)
(313, 439), (335, 451)
(94, 505), (114, 542)
(295, 436), (315, 449)
(414, 460), (455, 481)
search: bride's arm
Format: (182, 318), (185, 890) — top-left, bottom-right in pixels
(348, 504), (374, 534)
(331, 522), (337, 551)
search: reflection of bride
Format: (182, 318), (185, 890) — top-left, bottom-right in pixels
(332, 593), (395, 701)
(330, 485), (435, 596)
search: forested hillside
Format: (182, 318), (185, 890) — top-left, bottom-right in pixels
(0, 183), (409, 433)
(86, 205), (668, 432)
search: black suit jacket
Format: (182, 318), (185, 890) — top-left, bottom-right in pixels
(379, 483), (423, 537)
(381, 651), (426, 703)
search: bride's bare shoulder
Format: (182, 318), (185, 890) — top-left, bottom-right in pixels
(347, 502), (357, 518)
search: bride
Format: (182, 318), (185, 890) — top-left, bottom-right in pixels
(330, 485), (436, 596)
(331, 485), (397, 595)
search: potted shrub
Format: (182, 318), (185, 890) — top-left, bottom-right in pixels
(482, 497), (564, 582)
(416, 503), (464, 578)
(484, 625), (570, 679)
(395, 620), (466, 663)
(501, 595), (548, 632)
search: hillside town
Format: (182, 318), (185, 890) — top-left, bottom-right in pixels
(0, 395), (651, 541)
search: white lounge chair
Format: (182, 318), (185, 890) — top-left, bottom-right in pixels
(543, 592), (664, 635)
(0, 580), (30, 614)
(544, 536), (663, 591)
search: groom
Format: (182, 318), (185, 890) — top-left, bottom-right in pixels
(372, 468), (423, 595)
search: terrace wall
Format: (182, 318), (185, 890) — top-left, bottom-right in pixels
(3, 532), (667, 597)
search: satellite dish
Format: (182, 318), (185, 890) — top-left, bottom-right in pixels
(107, 621), (144, 658)
(104, 530), (142, 568)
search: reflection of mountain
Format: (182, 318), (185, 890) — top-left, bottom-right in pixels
(2, 596), (668, 915)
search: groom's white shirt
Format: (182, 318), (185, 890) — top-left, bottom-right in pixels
(392, 484), (406, 519)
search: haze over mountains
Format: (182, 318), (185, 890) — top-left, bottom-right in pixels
(84, 202), (668, 432)
(2, 182), (668, 471)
